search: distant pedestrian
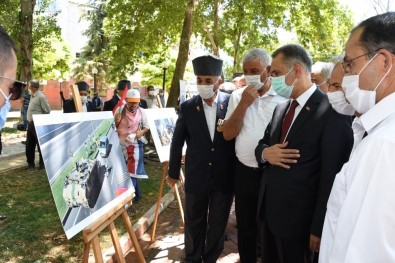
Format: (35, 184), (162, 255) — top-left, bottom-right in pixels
(26, 79), (50, 170)
(91, 91), (103, 111)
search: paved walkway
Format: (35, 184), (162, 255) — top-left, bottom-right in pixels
(1, 113), (241, 263)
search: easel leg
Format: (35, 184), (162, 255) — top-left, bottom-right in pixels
(150, 162), (168, 243)
(108, 221), (126, 263)
(173, 184), (185, 226)
(82, 241), (91, 263)
(92, 236), (104, 263)
(122, 211), (146, 263)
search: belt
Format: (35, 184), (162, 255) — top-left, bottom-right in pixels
(237, 160), (263, 172)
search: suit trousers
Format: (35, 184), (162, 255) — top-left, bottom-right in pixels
(184, 190), (233, 263)
(26, 122), (43, 167)
(234, 160), (263, 263)
(259, 203), (313, 263)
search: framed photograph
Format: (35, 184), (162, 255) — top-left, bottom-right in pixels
(33, 111), (134, 239)
(144, 108), (178, 162)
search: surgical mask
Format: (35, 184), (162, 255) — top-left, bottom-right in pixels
(245, 75), (265, 90)
(327, 91), (355, 116)
(343, 54), (391, 114)
(197, 84), (216, 99)
(148, 91), (155, 96)
(0, 89), (11, 129)
(81, 96), (88, 104)
(271, 67), (295, 98)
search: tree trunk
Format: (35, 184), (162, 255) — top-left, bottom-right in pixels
(212, 0), (219, 56)
(233, 29), (242, 75)
(19, 0), (35, 81)
(167, 0), (195, 107)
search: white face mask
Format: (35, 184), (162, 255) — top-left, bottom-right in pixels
(81, 96), (88, 104)
(343, 53), (392, 114)
(245, 75), (265, 90)
(148, 91), (155, 96)
(197, 84), (216, 99)
(0, 88), (11, 129)
(327, 91), (355, 116)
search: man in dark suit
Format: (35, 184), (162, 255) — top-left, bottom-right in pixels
(167, 54), (236, 263)
(254, 44), (353, 263)
(103, 80), (130, 111)
(63, 81), (95, 113)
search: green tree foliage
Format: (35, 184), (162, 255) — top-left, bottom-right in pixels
(0, 0), (69, 80)
(103, 0), (185, 82)
(98, 0), (353, 106)
(72, 1), (108, 86)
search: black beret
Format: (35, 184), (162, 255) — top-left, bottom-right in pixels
(76, 81), (90, 92)
(192, 54), (223, 76)
(30, 79), (40, 89)
(117, 80), (131, 91)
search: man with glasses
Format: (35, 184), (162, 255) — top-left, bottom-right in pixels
(320, 12), (395, 263)
(26, 79), (50, 171)
(254, 44), (353, 263)
(0, 24), (26, 221)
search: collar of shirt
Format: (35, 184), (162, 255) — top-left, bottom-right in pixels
(294, 84), (316, 108)
(359, 92), (395, 134)
(259, 86), (277, 99)
(201, 91), (219, 107)
(31, 91), (40, 97)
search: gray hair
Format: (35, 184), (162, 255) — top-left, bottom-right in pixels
(219, 82), (237, 94)
(312, 62), (334, 81)
(242, 48), (271, 67)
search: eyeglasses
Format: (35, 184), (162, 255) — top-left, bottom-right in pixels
(341, 52), (374, 73)
(0, 76), (26, 100)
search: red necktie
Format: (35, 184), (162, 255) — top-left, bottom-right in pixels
(280, 100), (299, 143)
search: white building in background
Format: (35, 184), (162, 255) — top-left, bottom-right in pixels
(40, 0), (91, 60)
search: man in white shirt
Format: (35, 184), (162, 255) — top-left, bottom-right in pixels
(222, 48), (286, 262)
(320, 12), (395, 263)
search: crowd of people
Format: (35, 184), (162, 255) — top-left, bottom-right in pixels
(1, 11), (395, 263)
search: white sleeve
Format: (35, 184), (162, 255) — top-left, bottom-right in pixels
(224, 90), (239, 120)
(141, 109), (149, 129)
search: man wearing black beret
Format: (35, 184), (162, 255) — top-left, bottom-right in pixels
(103, 79), (131, 112)
(168, 54), (236, 262)
(63, 81), (95, 113)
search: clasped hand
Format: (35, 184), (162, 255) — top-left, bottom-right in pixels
(263, 142), (300, 169)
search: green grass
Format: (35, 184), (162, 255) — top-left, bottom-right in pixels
(0, 155), (170, 262)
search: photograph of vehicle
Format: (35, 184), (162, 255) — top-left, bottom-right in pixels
(33, 111), (135, 239)
(145, 108), (178, 162)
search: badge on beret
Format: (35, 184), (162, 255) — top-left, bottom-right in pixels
(216, 119), (224, 132)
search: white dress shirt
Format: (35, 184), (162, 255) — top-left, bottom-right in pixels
(225, 86), (286, 167)
(202, 94), (218, 141)
(320, 92), (395, 263)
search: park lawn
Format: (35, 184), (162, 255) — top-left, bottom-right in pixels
(0, 156), (169, 262)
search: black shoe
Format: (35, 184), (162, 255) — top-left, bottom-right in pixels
(21, 141), (26, 145)
(38, 164), (45, 170)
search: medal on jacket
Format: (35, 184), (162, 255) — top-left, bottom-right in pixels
(216, 119), (224, 132)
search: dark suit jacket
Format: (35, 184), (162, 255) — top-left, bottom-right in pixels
(63, 99), (95, 113)
(169, 91), (236, 194)
(103, 95), (120, 112)
(255, 88), (353, 240)
(139, 99), (148, 109)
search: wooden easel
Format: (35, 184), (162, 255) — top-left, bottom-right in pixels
(75, 92), (145, 262)
(82, 193), (145, 263)
(150, 161), (185, 243)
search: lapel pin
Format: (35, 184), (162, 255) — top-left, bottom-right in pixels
(306, 106), (310, 111)
(196, 106), (200, 112)
(220, 104), (224, 110)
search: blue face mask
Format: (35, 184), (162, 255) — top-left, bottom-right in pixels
(271, 67), (295, 98)
(0, 89), (11, 130)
